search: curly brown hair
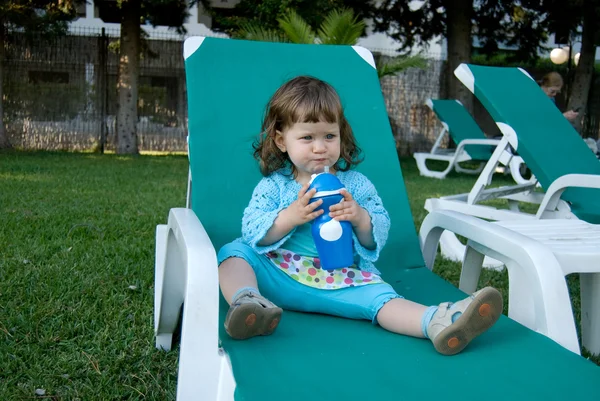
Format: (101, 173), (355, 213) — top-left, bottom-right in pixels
(253, 76), (362, 177)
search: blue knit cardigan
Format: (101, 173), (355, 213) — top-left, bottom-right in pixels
(237, 168), (391, 274)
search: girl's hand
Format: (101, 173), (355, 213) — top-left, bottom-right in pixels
(280, 183), (324, 227)
(328, 189), (369, 228)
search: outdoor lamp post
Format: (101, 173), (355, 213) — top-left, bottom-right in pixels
(550, 47), (569, 64)
(550, 46), (580, 66)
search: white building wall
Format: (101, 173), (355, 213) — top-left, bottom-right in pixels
(69, 1), (230, 39)
(357, 18), (445, 58)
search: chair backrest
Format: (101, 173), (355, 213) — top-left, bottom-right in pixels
(184, 37), (425, 272)
(456, 64), (600, 223)
(429, 99), (493, 160)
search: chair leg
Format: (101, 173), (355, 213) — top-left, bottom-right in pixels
(459, 244), (484, 294)
(413, 153), (453, 179)
(505, 260), (536, 329)
(154, 226), (186, 351)
(505, 259), (580, 355)
(580, 273), (600, 356)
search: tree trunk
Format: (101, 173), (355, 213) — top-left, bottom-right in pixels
(566, 2), (598, 134)
(116, 0), (141, 154)
(0, 19), (12, 149)
(445, 0), (473, 113)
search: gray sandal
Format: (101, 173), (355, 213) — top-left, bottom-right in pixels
(224, 290), (283, 340)
(427, 287), (503, 355)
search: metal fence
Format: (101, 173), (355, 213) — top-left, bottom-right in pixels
(2, 27), (446, 154)
(3, 27), (598, 155)
(4, 27), (191, 152)
(381, 59), (446, 155)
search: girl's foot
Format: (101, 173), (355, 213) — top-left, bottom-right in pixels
(224, 290), (283, 340)
(427, 287), (503, 355)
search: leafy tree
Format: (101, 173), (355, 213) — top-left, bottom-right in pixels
(560, 0), (600, 133)
(239, 9), (364, 44)
(374, 54), (428, 78)
(0, 0), (78, 149)
(113, 0), (199, 154)
(236, 8), (427, 78)
(371, 1), (552, 111)
(207, 0), (374, 37)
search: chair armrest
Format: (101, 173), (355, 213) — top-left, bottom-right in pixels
(536, 174), (600, 218)
(453, 139), (500, 156)
(456, 138), (501, 148)
(420, 209), (550, 273)
(419, 209), (579, 353)
(455, 139), (519, 167)
(156, 208), (225, 399)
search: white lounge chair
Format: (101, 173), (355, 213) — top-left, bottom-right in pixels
(426, 63), (600, 355)
(153, 38), (600, 400)
(414, 98), (531, 184)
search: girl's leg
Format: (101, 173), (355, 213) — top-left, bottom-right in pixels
(219, 257), (282, 340)
(377, 287), (503, 355)
(376, 298), (429, 338)
(217, 243), (283, 340)
(219, 256), (258, 304)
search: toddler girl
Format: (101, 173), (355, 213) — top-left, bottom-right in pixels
(217, 75), (502, 355)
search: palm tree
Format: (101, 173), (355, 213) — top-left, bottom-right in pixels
(237, 9), (427, 78)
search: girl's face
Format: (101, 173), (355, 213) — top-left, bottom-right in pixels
(275, 121), (341, 184)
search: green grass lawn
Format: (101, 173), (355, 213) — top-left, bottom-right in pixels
(0, 151), (596, 400)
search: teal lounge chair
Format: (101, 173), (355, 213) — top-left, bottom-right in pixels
(454, 64), (600, 223)
(153, 38), (599, 400)
(426, 63), (600, 354)
(413, 99), (532, 184)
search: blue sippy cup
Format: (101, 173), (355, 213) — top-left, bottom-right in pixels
(307, 167), (354, 270)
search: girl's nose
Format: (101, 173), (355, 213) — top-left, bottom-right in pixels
(313, 139), (326, 152)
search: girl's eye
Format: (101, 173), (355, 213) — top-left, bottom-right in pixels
(302, 136), (312, 140)
(326, 134), (336, 139)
